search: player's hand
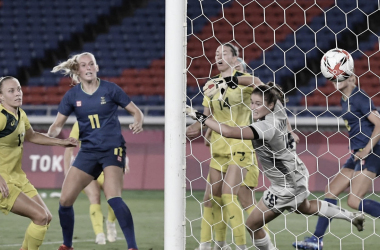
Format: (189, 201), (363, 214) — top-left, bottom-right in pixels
(203, 78), (228, 99)
(0, 174), (9, 198)
(62, 137), (78, 147)
(290, 131), (300, 143)
(185, 105), (208, 125)
(129, 121), (143, 134)
(354, 148), (370, 163)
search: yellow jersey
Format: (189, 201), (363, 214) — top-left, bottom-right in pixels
(69, 121), (80, 141)
(202, 70), (254, 154)
(0, 105), (31, 186)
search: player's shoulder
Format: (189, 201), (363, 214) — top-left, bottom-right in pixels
(234, 71), (250, 77)
(18, 108), (28, 118)
(211, 74), (221, 80)
(351, 87), (371, 102)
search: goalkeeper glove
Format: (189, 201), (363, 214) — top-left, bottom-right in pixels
(203, 76), (239, 99)
(185, 105), (208, 125)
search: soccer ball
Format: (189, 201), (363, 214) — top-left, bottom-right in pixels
(320, 48), (354, 82)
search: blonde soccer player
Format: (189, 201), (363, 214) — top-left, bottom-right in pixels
(187, 84), (365, 250)
(187, 44), (264, 250)
(0, 76), (77, 250)
(195, 57), (270, 250)
(64, 122), (130, 245)
(48, 52), (143, 250)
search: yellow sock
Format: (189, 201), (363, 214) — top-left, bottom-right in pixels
(107, 204), (116, 223)
(90, 204), (104, 235)
(245, 205), (270, 239)
(212, 196), (227, 242)
(22, 230), (28, 250)
(200, 206), (213, 243)
(26, 222), (48, 250)
(222, 194), (246, 245)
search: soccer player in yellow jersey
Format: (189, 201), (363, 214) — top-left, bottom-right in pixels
(0, 76), (77, 250)
(64, 122), (130, 245)
(187, 44), (264, 250)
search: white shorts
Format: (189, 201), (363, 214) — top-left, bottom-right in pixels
(262, 176), (310, 213)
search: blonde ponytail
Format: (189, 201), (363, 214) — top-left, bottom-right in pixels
(51, 52), (95, 84)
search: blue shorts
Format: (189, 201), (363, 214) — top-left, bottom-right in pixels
(343, 144), (380, 176)
(73, 147), (126, 179)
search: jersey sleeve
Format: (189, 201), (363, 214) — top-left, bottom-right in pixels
(249, 120), (276, 141)
(112, 84), (131, 108)
(202, 95), (211, 108)
(58, 91), (74, 116)
(0, 112), (6, 131)
(69, 122), (80, 140)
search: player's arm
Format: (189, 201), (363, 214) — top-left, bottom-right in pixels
(235, 76), (264, 88)
(286, 119), (300, 143)
(186, 107), (210, 139)
(47, 112), (69, 137)
(203, 118), (256, 140)
(125, 101), (144, 134)
(355, 110), (380, 160)
(25, 127), (77, 147)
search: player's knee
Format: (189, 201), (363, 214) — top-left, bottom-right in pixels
(33, 210), (50, 225)
(347, 195), (360, 210)
(47, 211), (53, 224)
(59, 196), (74, 207)
(203, 199), (212, 208)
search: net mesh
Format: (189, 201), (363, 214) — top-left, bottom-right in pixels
(186, 0), (380, 249)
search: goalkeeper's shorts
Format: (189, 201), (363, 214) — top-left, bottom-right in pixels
(262, 176), (310, 214)
(210, 151), (259, 187)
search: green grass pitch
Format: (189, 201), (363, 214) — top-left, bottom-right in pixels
(0, 190), (378, 249)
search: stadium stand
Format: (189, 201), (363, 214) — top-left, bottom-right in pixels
(1, 0), (379, 116)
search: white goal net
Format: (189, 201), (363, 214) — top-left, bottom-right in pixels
(178, 0), (380, 250)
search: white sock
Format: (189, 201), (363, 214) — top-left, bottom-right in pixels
(318, 200), (353, 222)
(199, 242), (211, 250)
(236, 245), (246, 250)
(254, 233), (274, 250)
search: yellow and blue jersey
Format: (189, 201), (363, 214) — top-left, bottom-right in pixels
(0, 105), (30, 185)
(341, 87), (378, 150)
(58, 79), (131, 151)
(202, 70), (254, 154)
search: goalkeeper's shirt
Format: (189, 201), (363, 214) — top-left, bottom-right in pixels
(202, 70), (254, 154)
(249, 102), (307, 188)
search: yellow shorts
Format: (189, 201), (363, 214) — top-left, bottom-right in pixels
(209, 151), (259, 187)
(0, 181), (38, 215)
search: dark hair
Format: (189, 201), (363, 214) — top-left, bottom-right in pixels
(266, 81), (288, 106)
(0, 76), (15, 93)
(222, 43), (239, 57)
(252, 85), (278, 108)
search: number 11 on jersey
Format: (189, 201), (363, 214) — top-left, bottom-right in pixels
(88, 114), (100, 129)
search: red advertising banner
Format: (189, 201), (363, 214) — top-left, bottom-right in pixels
(22, 130), (380, 192)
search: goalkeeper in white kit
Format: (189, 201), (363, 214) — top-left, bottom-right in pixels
(187, 84), (365, 250)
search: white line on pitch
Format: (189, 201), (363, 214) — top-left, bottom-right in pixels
(0, 237), (124, 247)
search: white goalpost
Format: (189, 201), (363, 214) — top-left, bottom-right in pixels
(164, 0), (187, 249)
